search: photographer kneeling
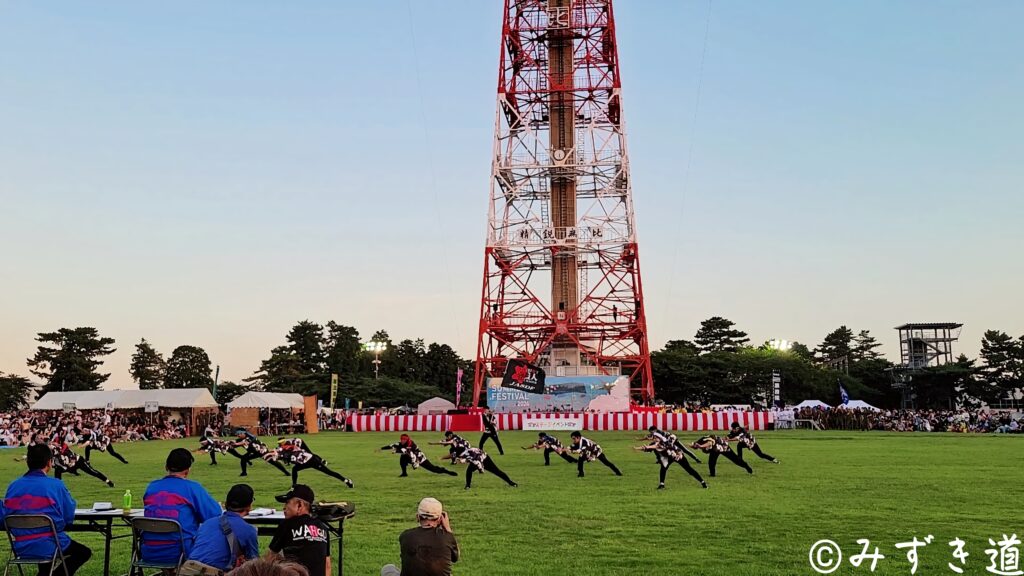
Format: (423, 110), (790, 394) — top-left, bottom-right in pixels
(381, 498), (459, 576)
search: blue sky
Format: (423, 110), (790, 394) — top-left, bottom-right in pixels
(2, 1), (1021, 387)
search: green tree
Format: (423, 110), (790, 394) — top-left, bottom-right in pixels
(325, 322), (364, 381)
(422, 342), (469, 394)
(815, 326), (854, 365)
(0, 372), (35, 411)
(130, 338), (166, 390)
(287, 321), (327, 376)
(979, 330), (1024, 400)
(790, 342), (815, 361)
(911, 355), (986, 409)
(694, 317), (749, 353)
(164, 345), (214, 390)
(246, 346), (303, 392)
(27, 327), (116, 393)
(663, 340), (700, 355)
(851, 330), (883, 361)
(215, 381), (248, 406)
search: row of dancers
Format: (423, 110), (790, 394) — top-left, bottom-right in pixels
(372, 422), (777, 490)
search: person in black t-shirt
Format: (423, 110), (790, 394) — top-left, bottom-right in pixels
(478, 410), (504, 455)
(727, 422), (779, 463)
(266, 484), (331, 576)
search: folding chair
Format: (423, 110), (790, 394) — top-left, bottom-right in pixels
(129, 517), (187, 576)
(2, 514), (69, 576)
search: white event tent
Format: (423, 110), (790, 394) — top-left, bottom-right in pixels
(227, 392), (305, 410)
(33, 388), (217, 411)
(417, 397), (456, 415)
(793, 399), (831, 410)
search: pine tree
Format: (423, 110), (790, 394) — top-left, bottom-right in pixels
(27, 327), (116, 393)
(130, 338), (166, 390)
(851, 330), (883, 361)
(694, 317), (750, 353)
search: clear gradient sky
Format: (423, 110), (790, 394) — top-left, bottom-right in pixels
(2, 1), (1022, 389)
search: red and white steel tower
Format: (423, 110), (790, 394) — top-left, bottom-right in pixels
(473, 0), (654, 405)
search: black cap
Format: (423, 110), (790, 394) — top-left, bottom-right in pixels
(648, 425), (657, 432)
(570, 431), (581, 438)
(226, 484), (255, 509)
(166, 448), (194, 473)
(731, 422), (740, 428)
(276, 484), (315, 505)
(538, 432), (546, 437)
(444, 430), (453, 438)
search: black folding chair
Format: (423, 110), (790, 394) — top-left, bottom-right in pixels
(2, 514), (69, 576)
(129, 517), (187, 576)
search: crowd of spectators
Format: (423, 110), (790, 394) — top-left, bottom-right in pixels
(787, 406), (1024, 433)
(0, 409), (189, 447)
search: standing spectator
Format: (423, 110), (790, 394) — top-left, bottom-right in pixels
(266, 485), (331, 576)
(0, 444), (93, 575)
(142, 448), (223, 565)
(381, 498), (459, 576)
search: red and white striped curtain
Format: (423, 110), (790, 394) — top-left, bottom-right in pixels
(347, 412), (772, 432)
(348, 414), (448, 432)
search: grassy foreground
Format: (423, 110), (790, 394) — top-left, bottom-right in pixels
(1, 430), (1021, 575)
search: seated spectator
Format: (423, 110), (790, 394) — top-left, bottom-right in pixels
(143, 448), (223, 565)
(188, 484), (260, 571)
(0, 443), (93, 575)
(381, 497), (459, 576)
(266, 485), (331, 576)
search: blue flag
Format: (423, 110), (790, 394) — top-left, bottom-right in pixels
(839, 382), (850, 405)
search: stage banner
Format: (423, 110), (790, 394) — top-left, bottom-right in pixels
(500, 359), (545, 394)
(488, 375), (630, 413)
(523, 416), (583, 431)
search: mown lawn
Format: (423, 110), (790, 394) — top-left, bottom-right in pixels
(1, 430), (1020, 575)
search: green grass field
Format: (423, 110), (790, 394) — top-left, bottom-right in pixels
(1, 431), (1020, 575)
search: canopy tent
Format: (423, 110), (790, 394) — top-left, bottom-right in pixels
(845, 399), (881, 411)
(417, 397), (456, 415)
(33, 389), (217, 411)
(793, 399), (831, 410)
(227, 392), (305, 410)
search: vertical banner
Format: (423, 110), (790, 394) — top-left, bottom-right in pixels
(456, 368), (464, 407)
(330, 373), (339, 409)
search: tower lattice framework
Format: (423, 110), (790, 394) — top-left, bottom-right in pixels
(473, 0), (654, 405)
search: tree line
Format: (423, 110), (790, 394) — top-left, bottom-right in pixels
(1, 318), (1021, 411)
(651, 317), (1024, 409)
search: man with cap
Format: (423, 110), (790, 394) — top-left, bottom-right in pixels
(381, 497), (459, 576)
(266, 484), (332, 576)
(142, 448), (224, 565)
(187, 484), (260, 571)
(1, 443), (93, 575)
